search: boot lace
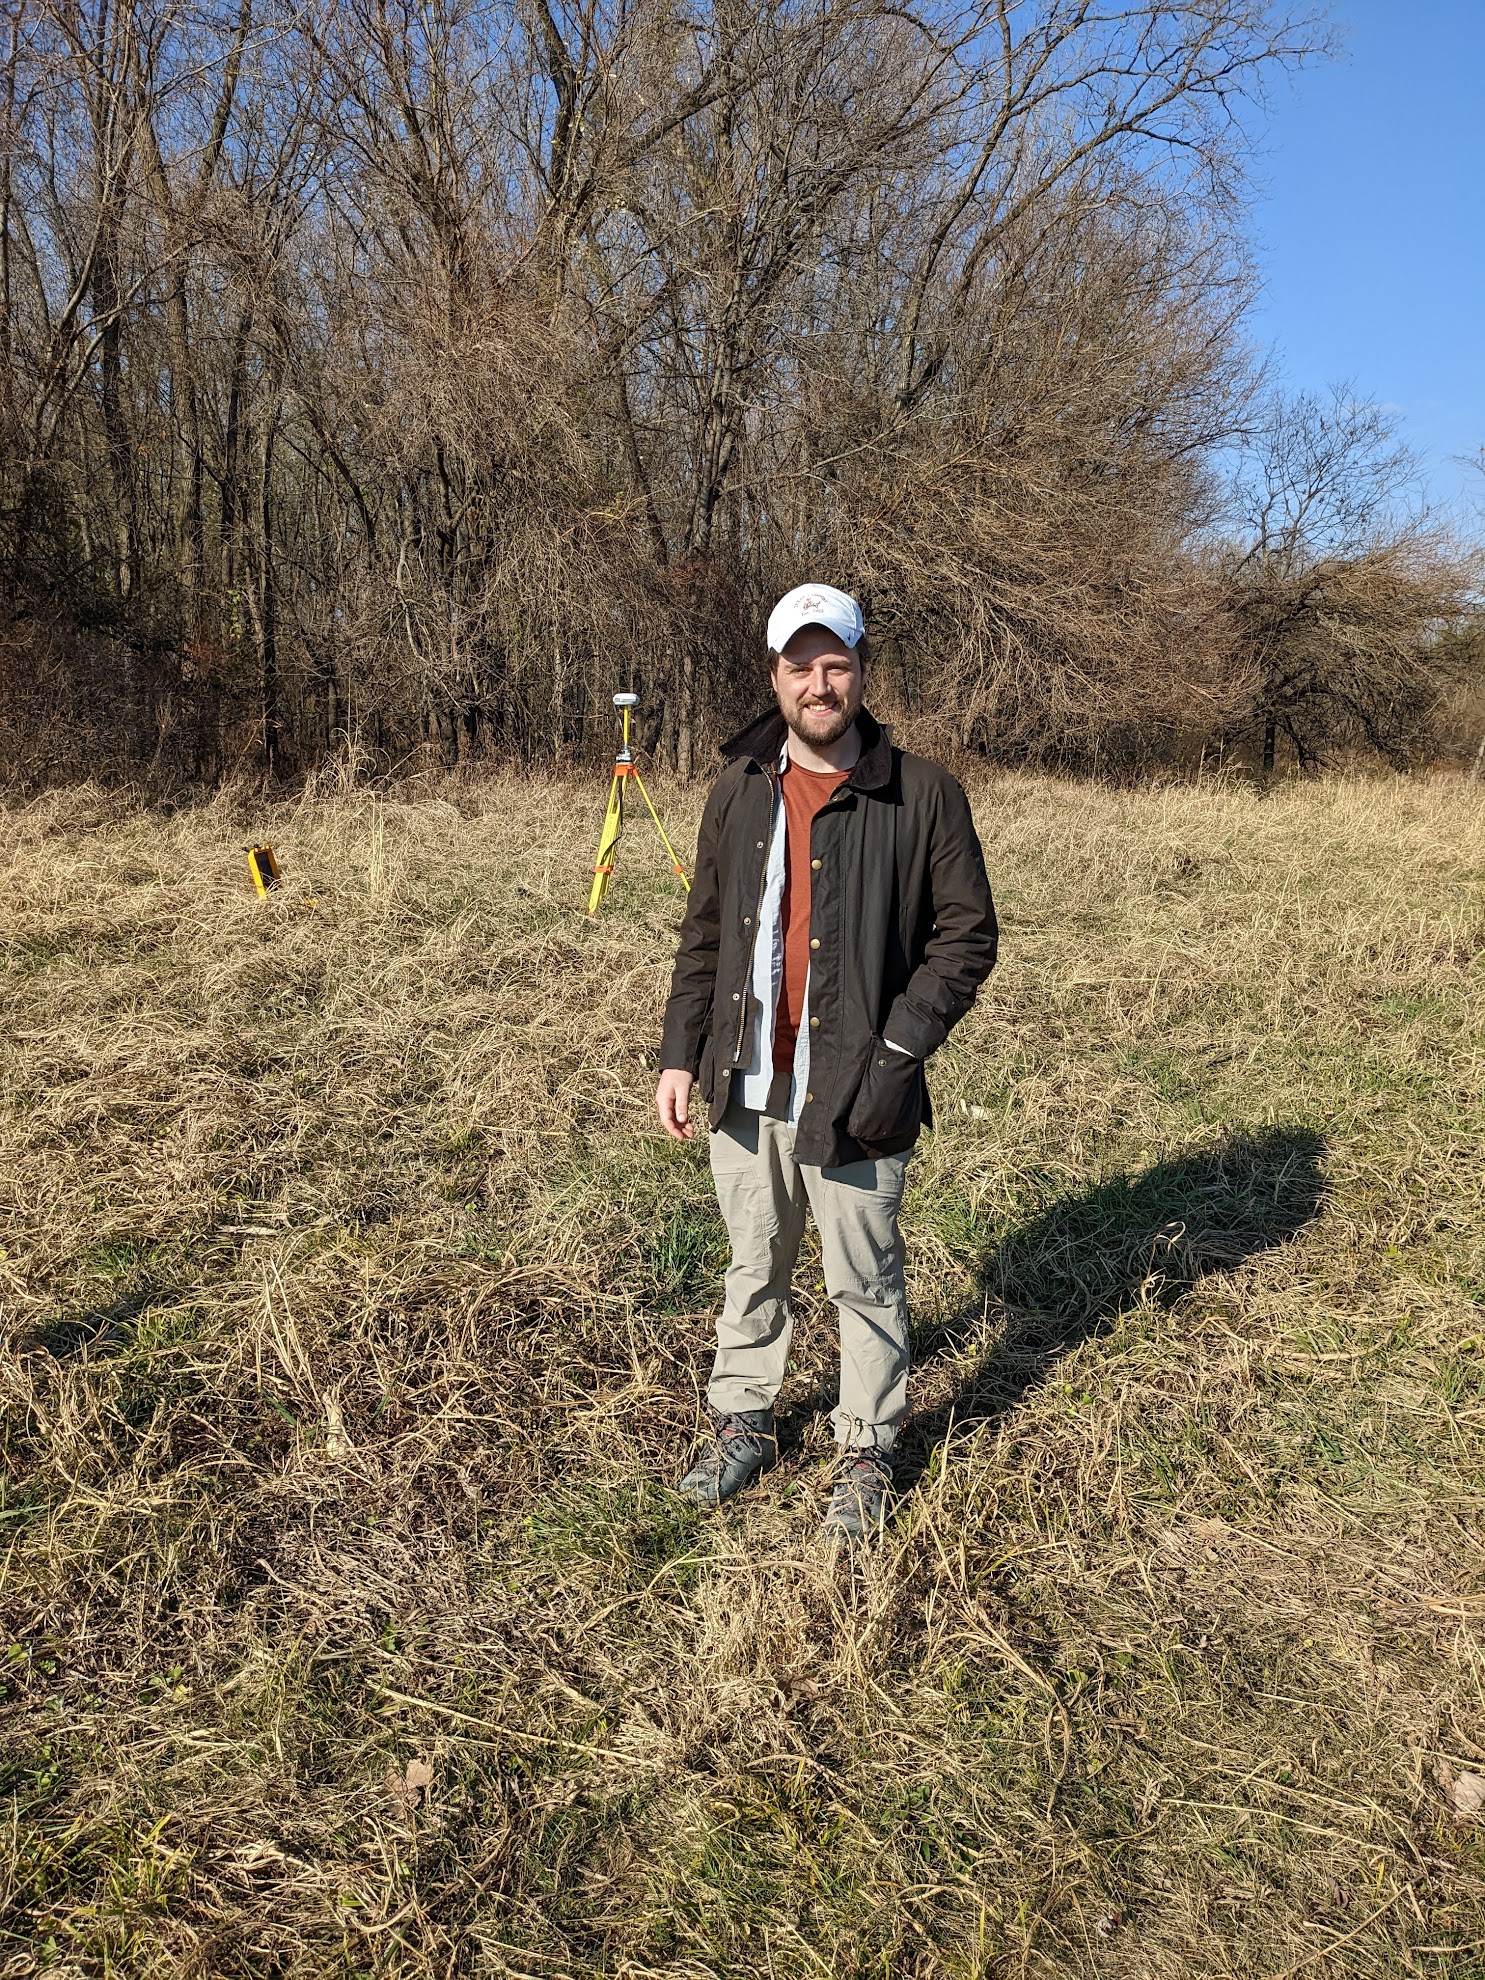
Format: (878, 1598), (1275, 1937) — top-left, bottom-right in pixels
(696, 1412), (769, 1483)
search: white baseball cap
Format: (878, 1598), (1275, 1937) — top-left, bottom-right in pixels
(766, 582), (865, 656)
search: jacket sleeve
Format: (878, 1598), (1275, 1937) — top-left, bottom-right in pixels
(659, 777), (725, 1075)
(882, 775), (997, 1059)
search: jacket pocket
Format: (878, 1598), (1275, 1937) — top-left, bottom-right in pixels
(846, 1037), (924, 1148)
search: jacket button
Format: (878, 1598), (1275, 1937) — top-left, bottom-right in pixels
(811, 858), (821, 871)
(806, 1091), (815, 1103)
(877, 1056), (888, 1066)
(743, 916), (751, 926)
(809, 937), (820, 950)
(756, 841), (764, 849)
(732, 992), (740, 1001)
(809, 1016), (819, 1029)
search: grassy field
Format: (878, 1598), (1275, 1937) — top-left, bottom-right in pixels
(3, 765), (1485, 1979)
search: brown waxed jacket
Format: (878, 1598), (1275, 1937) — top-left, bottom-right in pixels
(659, 705), (998, 1168)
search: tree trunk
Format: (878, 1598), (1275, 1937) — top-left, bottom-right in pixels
(658, 687), (676, 771)
(93, 243), (136, 602)
(325, 663), (341, 752)
(258, 409), (281, 774)
(676, 642), (696, 779)
(165, 269), (206, 629)
(221, 313), (250, 622)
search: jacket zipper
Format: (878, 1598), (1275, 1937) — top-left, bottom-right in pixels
(734, 762), (779, 1063)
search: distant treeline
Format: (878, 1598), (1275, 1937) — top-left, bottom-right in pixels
(1, 0), (1479, 789)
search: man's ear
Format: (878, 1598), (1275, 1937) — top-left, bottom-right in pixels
(855, 637), (869, 678)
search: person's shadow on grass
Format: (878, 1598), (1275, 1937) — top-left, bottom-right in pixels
(891, 1123), (1329, 1489)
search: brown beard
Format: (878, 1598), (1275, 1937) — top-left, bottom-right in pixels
(780, 698), (858, 747)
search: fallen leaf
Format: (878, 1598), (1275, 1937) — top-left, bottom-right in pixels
(771, 1677), (823, 1715)
(385, 1754), (434, 1817)
(1155, 1517), (1235, 1565)
(1434, 1760), (1485, 1822)
(324, 1390), (352, 1460)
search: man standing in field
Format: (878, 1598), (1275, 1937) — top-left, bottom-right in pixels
(655, 583), (997, 1539)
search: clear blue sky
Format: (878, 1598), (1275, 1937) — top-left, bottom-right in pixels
(1248, 0), (1485, 525)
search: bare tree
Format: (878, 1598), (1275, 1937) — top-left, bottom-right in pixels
(1218, 388), (1479, 770)
(12, 0), (1432, 793)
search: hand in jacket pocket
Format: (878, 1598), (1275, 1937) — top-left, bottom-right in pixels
(846, 1036), (924, 1149)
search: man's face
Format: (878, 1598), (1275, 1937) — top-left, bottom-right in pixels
(771, 624), (865, 747)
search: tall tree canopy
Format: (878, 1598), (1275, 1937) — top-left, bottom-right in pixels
(3, 0), (1472, 786)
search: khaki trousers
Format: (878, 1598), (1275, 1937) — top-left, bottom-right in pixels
(706, 1089), (912, 1449)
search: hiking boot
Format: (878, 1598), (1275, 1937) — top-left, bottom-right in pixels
(676, 1408), (777, 1508)
(822, 1447), (894, 1542)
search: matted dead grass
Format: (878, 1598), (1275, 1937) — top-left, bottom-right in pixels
(3, 766), (1485, 1978)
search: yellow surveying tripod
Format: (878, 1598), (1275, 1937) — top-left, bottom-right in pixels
(587, 693), (691, 914)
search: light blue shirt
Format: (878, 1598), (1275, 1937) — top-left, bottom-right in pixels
(735, 749), (811, 1120)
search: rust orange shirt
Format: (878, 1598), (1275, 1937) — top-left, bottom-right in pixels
(774, 758), (851, 1072)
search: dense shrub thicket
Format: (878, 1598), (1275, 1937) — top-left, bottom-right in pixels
(0, 0), (1477, 786)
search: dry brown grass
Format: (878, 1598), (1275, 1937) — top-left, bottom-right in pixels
(3, 766), (1485, 1979)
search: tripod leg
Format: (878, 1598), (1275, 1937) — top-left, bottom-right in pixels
(630, 770), (691, 891)
(588, 772), (625, 914)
